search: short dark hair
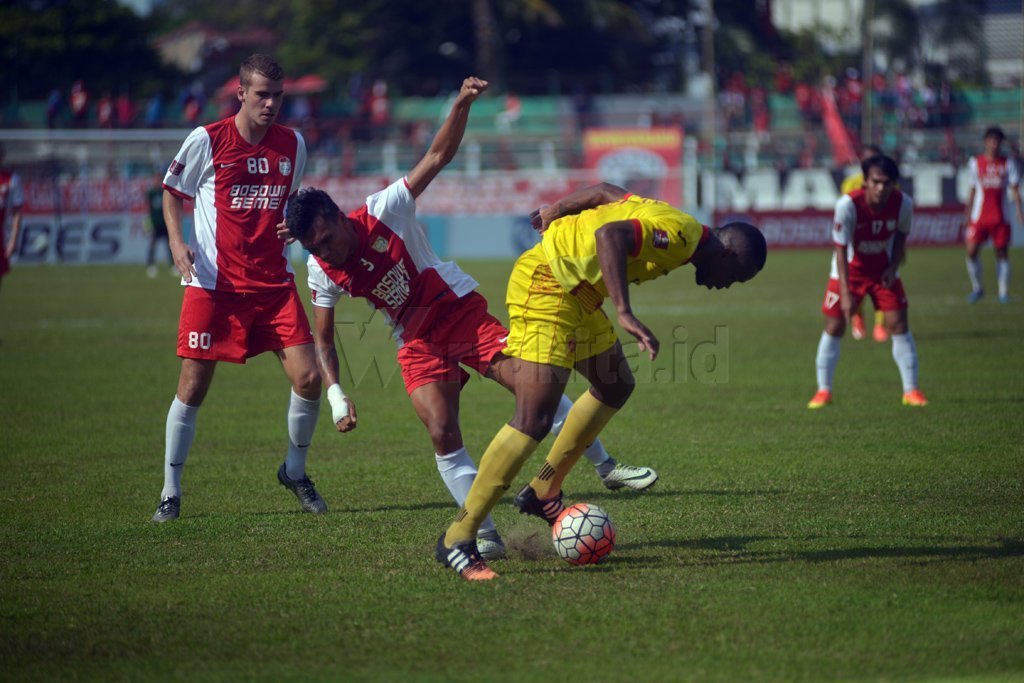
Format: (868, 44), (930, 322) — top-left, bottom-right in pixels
(286, 188), (340, 241)
(862, 144), (883, 159)
(240, 54), (284, 88)
(984, 126), (1005, 142)
(720, 221), (767, 274)
(861, 154), (900, 182)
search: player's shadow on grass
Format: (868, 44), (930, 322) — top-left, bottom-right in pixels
(618, 535), (1024, 567)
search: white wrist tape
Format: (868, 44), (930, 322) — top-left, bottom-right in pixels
(326, 384), (350, 422)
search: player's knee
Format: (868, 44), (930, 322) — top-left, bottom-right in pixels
(294, 368), (321, 395)
(589, 378), (634, 409)
(510, 410), (555, 442)
(426, 421), (463, 453)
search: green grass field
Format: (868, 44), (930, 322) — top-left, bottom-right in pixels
(1, 247), (1022, 682)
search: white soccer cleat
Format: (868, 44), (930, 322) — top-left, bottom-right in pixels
(600, 463), (659, 491)
(476, 529), (507, 561)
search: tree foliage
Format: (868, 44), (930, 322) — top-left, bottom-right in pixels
(0, 0), (175, 100)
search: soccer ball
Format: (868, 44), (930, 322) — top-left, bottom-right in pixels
(551, 503), (615, 565)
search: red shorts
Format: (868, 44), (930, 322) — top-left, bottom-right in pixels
(822, 275), (907, 318)
(395, 291), (509, 394)
(965, 222), (1011, 250)
(177, 286), (313, 363)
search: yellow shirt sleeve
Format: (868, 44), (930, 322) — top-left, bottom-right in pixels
(629, 205), (706, 273)
(840, 173), (863, 195)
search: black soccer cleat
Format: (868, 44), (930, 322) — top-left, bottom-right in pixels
(277, 463), (328, 514)
(513, 484), (565, 526)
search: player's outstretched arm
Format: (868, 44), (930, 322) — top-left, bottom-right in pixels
(406, 76), (488, 199)
(531, 183), (630, 234)
(312, 305), (358, 433)
(596, 220), (660, 360)
(164, 190), (197, 281)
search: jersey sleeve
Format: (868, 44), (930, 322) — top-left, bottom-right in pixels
(832, 195), (856, 246)
(8, 173), (23, 208)
(966, 156), (979, 188)
(306, 255), (346, 308)
(897, 193), (913, 235)
(1008, 158), (1022, 187)
(163, 126), (210, 199)
(290, 130), (307, 196)
(365, 178), (416, 221)
(630, 209), (704, 271)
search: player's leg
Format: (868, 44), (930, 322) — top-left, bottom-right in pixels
(965, 236), (984, 303)
(274, 342), (328, 512)
(878, 282), (927, 406)
(995, 234), (1010, 302)
(154, 287), (244, 522)
(850, 300), (866, 340)
(154, 358), (217, 522)
(444, 354), (570, 548)
(525, 339), (636, 504)
(872, 305), (888, 343)
(408, 379), (504, 557)
(810, 280), (848, 408)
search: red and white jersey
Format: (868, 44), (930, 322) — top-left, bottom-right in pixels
(307, 179), (478, 347)
(0, 169), (24, 240)
(830, 188), (912, 279)
(163, 117), (306, 292)
(966, 154), (1021, 227)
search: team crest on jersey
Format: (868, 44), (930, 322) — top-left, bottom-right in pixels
(372, 236), (388, 253)
(652, 229), (669, 249)
(169, 160), (185, 176)
(279, 158), (292, 176)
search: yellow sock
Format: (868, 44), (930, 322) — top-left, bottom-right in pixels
(874, 310), (885, 326)
(530, 391), (619, 499)
(444, 425), (538, 547)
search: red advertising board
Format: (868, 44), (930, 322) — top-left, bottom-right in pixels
(582, 127), (684, 206)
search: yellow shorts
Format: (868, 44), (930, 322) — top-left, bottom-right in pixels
(503, 244), (618, 369)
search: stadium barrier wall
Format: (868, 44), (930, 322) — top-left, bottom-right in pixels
(7, 166), (1017, 264)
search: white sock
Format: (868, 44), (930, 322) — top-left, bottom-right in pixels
(161, 396), (199, 500)
(435, 448), (496, 533)
(285, 390), (320, 480)
(966, 256), (983, 293)
(891, 332), (919, 393)
(997, 259), (1010, 298)
(553, 393), (613, 472)
(815, 332), (842, 391)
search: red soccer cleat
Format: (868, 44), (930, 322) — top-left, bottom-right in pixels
(850, 313), (866, 340)
(807, 389), (833, 409)
(902, 389), (929, 407)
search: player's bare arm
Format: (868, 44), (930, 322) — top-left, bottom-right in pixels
(531, 183), (630, 234)
(312, 305), (358, 433)
(882, 232), (908, 288)
(5, 204), (21, 258)
(596, 220), (659, 360)
(163, 190), (197, 282)
(963, 185), (975, 227)
(834, 243), (853, 323)
(1011, 185), (1024, 225)
(406, 76), (488, 199)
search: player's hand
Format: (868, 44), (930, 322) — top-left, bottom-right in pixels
(618, 311), (660, 360)
(458, 77), (489, 104)
(277, 219), (295, 244)
(170, 240), (197, 282)
(529, 205), (555, 234)
(880, 266), (897, 288)
(335, 399), (358, 433)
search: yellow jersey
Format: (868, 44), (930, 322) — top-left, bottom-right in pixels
(540, 193), (706, 300)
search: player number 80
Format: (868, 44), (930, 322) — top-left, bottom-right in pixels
(188, 331), (212, 350)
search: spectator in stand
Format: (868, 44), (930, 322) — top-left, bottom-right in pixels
(46, 89), (63, 129)
(70, 80), (90, 127)
(367, 79), (391, 138)
(97, 92), (114, 128)
(116, 92), (135, 128)
(495, 91), (523, 132)
(145, 93), (164, 128)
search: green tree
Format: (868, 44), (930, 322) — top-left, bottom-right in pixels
(0, 0), (173, 102)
